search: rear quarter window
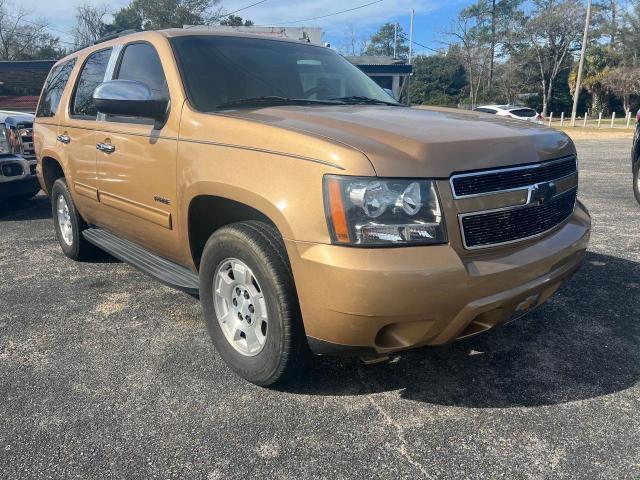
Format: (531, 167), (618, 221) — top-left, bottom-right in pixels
(475, 108), (497, 114)
(36, 58), (76, 118)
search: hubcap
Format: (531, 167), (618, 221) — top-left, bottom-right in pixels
(56, 194), (73, 246)
(213, 258), (268, 356)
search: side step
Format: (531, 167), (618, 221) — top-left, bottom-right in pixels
(82, 228), (199, 294)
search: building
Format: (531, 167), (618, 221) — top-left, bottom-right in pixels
(345, 56), (412, 100)
(0, 60), (55, 111)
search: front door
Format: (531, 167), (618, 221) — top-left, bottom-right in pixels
(94, 41), (180, 261)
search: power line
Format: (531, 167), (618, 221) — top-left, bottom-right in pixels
(259, 0), (385, 26)
(221, 0), (269, 19)
(398, 32), (440, 53)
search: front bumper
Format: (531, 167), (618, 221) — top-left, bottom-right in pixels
(287, 201), (591, 355)
(0, 155), (39, 199)
(0, 175), (40, 199)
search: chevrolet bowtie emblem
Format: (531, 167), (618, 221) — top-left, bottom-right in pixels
(528, 181), (557, 205)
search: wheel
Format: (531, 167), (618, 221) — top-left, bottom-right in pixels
(199, 221), (309, 386)
(634, 164), (640, 205)
(50, 178), (99, 260)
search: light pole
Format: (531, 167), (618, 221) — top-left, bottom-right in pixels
(571, 0), (592, 126)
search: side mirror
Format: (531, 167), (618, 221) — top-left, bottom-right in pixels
(383, 88), (396, 100)
(93, 80), (169, 126)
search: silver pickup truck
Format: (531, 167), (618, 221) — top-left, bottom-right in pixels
(0, 111), (39, 201)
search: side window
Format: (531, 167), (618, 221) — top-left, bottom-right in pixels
(71, 48), (112, 119)
(116, 43), (168, 98)
(36, 58), (76, 118)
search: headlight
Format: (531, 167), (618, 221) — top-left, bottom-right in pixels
(0, 124), (9, 155)
(323, 175), (447, 246)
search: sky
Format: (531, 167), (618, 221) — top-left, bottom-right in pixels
(19, 0), (470, 54)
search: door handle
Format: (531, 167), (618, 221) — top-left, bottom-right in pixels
(96, 142), (116, 154)
(56, 134), (71, 144)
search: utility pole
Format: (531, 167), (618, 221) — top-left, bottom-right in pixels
(407, 9), (414, 106)
(393, 22), (397, 58)
(571, 0), (592, 126)
(487, 0), (496, 94)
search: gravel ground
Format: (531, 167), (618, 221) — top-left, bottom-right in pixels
(1, 139), (639, 479)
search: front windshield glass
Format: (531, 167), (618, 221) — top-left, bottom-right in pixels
(170, 35), (399, 111)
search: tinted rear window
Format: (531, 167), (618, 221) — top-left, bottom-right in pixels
(509, 108), (536, 118)
(36, 58), (76, 118)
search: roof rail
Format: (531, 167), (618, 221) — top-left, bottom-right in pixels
(93, 29), (140, 45)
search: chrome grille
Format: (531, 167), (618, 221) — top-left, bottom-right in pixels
(460, 188), (577, 249)
(451, 156), (576, 198)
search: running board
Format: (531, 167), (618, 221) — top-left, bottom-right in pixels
(82, 228), (199, 294)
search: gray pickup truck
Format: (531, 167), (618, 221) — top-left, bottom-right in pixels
(0, 111), (39, 201)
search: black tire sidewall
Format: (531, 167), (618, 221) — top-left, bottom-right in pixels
(200, 228), (292, 385)
(51, 179), (83, 260)
(634, 164), (640, 205)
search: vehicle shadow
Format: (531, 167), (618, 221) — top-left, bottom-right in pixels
(0, 193), (51, 221)
(291, 251), (640, 408)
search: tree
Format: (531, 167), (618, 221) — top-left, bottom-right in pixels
(408, 51), (467, 106)
(525, 0), (584, 117)
(0, 0), (62, 60)
(72, 3), (110, 49)
(365, 23), (409, 59)
(220, 15), (253, 27)
(341, 24), (369, 56)
(128, 0), (222, 29)
(448, 8), (493, 107)
(602, 66), (640, 114)
(569, 45), (620, 114)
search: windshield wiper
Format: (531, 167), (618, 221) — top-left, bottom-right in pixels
(216, 96), (345, 110)
(329, 95), (401, 106)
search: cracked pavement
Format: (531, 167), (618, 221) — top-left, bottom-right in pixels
(1, 138), (639, 478)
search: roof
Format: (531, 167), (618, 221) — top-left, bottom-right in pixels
(0, 96), (39, 110)
(0, 109), (34, 122)
(0, 60), (55, 72)
(478, 104), (535, 111)
(345, 56), (412, 75)
(345, 56), (407, 66)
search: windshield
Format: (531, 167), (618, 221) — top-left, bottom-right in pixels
(170, 35), (399, 111)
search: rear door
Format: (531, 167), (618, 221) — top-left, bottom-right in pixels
(58, 48), (113, 223)
(94, 41), (180, 261)
(34, 57), (76, 188)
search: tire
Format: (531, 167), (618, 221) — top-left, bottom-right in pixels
(50, 178), (99, 261)
(634, 164), (640, 205)
(199, 221), (309, 386)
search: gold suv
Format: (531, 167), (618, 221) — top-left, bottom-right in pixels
(34, 30), (591, 386)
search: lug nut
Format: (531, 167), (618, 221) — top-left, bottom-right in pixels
(232, 298), (237, 306)
(244, 291), (250, 299)
(248, 304), (254, 313)
(237, 312), (243, 320)
(236, 288), (241, 295)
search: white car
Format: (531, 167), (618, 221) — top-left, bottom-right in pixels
(474, 105), (543, 124)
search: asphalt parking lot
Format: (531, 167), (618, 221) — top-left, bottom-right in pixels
(1, 138), (639, 479)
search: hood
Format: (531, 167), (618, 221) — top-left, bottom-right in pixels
(221, 105), (575, 178)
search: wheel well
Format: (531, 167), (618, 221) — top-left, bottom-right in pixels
(188, 195), (277, 269)
(42, 157), (65, 194)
